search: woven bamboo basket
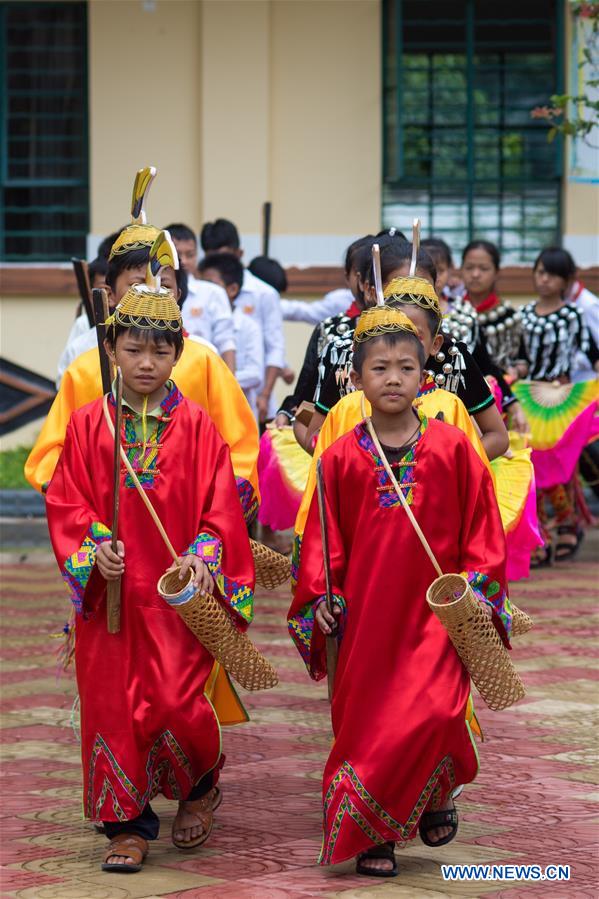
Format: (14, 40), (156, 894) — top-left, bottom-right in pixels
(426, 574), (525, 711)
(157, 569), (279, 691)
(250, 539), (291, 589)
(511, 605), (533, 636)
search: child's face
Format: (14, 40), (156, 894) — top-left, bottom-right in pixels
(201, 267), (239, 305)
(347, 265), (360, 301)
(106, 331), (179, 397)
(351, 338), (423, 416)
(109, 265), (180, 309)
(461, 248), (497, 298)
(173, 238), (198, 275)
(533, 261), (567, 299)
(432, 258), (450, 294)
(393, 304), (443, 359)
(109, 264), (147, 307)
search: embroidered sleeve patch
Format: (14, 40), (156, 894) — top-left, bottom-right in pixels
(236, 477), (259, 526)
(63, 522), (112, 614)
(185, 531), (253, 625)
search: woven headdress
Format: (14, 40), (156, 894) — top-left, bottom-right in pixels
(106, 230), (182, 333)
(109, 167), (160, 259)
(382, 219), (442, 325)
(354, 242), (420, 344)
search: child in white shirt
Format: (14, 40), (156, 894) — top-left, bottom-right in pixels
(199, 253), (264, 419)
(166, 223), (236, 371)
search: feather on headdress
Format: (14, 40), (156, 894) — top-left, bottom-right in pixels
(108, 167), (160, 260)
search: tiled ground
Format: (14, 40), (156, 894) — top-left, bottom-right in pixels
(0, 533), (597, 899)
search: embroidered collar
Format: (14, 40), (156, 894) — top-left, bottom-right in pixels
(108, 379), (183, 419)
(354, 410), (428, 464)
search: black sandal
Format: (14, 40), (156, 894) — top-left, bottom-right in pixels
(419, 807), (459, 847)
(530, 544), (553, 568)
(356, 841), (397, 877)
(554, 525), (583, 562)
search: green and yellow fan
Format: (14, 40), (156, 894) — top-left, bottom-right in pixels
(512, 380), (599, 451)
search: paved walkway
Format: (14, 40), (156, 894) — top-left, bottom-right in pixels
(0, 534), (597, 898)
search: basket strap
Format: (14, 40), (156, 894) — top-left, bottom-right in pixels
(102, 395), (180, 564)
(361, 395), (443, 578)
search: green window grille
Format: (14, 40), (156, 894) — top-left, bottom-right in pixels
(0, 1), (88, 261)
(383, 0), (563, 263)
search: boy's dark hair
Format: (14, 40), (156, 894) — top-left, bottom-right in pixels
(200, 218), (240, 252)
(106, 246), (188, 307)
(248, 256), (287, 293)
(164, 223), (197, 246)
(422, 237), (453, 268)
(97, 229), (125, 260)
(344, 234), (376, 276)
(462, 239), (500, 270)
(533, 246), (576, 281)
(376, 227), (408, 241)
(105, 323), (184, 355)
(352, 330), (426, 374)
(359, 238), (437, 286)
(200, 252), (244, 289)
(88, 256), (108, 282)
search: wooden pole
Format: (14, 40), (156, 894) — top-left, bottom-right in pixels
(262, 201), (272, 258)
(316, 457), (338, 701)
(92, 288), (113, 394)
(106, 368), (123, 633)
(71, 258), (95, 327)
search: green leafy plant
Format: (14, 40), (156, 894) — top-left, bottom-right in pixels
(0, 447), (32, 489)
(531, 2), (599, 146)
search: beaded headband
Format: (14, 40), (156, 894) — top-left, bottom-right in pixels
(106, 230), (182, 333)
(354, 306), (419, 344)
(109, 166), (159, 259)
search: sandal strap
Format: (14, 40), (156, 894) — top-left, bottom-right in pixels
(104, 833), (148, 864)
(422, 808), (458, 829)
(174, 797), (213, 832)
(358, 841), (396, 861)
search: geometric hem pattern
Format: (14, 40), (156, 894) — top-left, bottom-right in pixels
(86, 730), (195, 820)
(319, 756), (456, 864)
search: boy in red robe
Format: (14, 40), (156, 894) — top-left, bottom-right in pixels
(288, 306), (511, 877)
(46, 232), (254, 873)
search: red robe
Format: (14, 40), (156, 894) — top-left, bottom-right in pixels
(46, 383), (254, 823)
(288, 415), (510, 865)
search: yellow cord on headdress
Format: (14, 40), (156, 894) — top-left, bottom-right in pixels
(141, 394), (148, 461)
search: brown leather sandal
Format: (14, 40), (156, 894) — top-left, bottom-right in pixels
(207, 785), (222, 811)
(172, 795), (214, 850)
(101, 833), (148, 873)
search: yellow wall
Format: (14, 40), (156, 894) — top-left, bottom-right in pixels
(88, 0), (204, 235)
(88, 0), (381, 255)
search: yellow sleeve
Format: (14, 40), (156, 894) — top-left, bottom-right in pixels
(24, 350), (101, 493)
(295, 391), (365, 537)
(176, 340), (260, 519)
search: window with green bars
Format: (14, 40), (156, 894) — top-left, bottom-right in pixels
(0, 1), (88, 261)
(382, 0), (563, 263)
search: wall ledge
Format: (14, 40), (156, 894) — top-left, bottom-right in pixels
(2, 263), (598, 298)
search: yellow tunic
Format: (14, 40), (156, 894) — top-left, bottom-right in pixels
(25, 338), (260, 727)
(25, 338), (260, 500)
(295, 385), (490, 538)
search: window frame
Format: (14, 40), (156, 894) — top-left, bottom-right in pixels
(0, 0), (89, 262)
(382, 0), (565, 262)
